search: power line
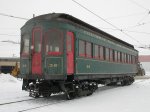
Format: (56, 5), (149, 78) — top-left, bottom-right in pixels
(99, 27), (150, 35)
(0, 33), (20, 36)
(105, 12), (146, 20)
(1, 40), (20, 44)
(137, 13), (149, 24)
(0, 13), (29, 20)
(71, 0), (143, 45)
(124, 30), (150, 35)
(124, 21), (150, 29)
(129, 0), (149, 11)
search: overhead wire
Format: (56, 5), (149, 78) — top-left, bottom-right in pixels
(124, 20), (150, 29)
(0, 33), (20, 36)
(71, 0), (143, 45)
(98, 27), (150, 35)
(136, 11), (150, 25)
(0, 13), (29, 20)
(105, 12), (146, 20)
(129, 0), (149, 11)
(129, 0), (150, 27)
(1, 40), (20, 44)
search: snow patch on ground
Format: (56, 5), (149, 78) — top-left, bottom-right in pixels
(0, 74), (20, 83)
(0, 74), (150, 112)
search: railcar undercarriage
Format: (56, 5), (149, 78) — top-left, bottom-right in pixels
(22, 76), (134, 100)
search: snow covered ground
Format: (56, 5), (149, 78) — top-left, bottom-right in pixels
(0, 74), (150, 112)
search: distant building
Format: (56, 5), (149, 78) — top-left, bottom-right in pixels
(0, 57), (20, 74)
(139, 55), (150, 73)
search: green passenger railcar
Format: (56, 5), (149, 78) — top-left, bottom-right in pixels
(19, 13), (138, 99)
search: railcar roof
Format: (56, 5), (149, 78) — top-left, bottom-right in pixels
(27, 13), (134, 49)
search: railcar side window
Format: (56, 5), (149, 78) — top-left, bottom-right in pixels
(86, 42), (92, 58)
(105, 48), (109, 61)
(129, 55), (131, 64)
(110, 49), (113, 62)
(132, 56), (136, 64)
(21, 34), (30, 56)
(79, 40), (85, 57)
(99, 46), (104, 60)
(124, 53), (127, 63)
(117, 52), (120, 62)
(122, 53), (124, 63)
(94, 45), (99, 59)
(45, 29), (63, 55)
(114, 51), (118, 62)
(113, 50), (115, 61)
(126, 54), (129, 63)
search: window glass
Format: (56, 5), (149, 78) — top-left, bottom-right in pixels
(124, 54), (127, 63)
(122, 53), (124, 63)
(129, 55), (131, 64)
(79, 40), (85, 57)
(115, 51), (118, 62)
(67, 35), (72, 52)
(118, 52), (120, 62)
(94, 45), (99, 59)
(45, 29), (63, 55)
(21, 34), (30, 55)
(86, 42), (92, 58)
(120, 52), (122, 62)
(113, 50), (115, 61)
(99, 46), (104, 60)
(110, 49), (113, 61)
(126, 54), (128, 63)
(105, 48), (109, 61)
(34, 31), (41, 53)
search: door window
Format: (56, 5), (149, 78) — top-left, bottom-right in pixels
(33, 30), (42, 53)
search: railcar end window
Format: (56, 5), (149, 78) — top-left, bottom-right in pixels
(45, 29), (63, 55)
(21, 34), (30, 56)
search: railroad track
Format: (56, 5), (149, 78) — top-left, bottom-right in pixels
(0, 94), (67, 112)
(0, 98), (35, 106)
(18, 99), (67, 112)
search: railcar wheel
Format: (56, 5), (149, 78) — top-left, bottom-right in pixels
(66, 92), (76, 100)
(86, 91), (93, 96)
(42, 92), (51, 97)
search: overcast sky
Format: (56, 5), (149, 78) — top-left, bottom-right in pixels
(0, 0), (150, 57)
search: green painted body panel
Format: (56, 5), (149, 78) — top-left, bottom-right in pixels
(45, 57), (63, 75)
(20, 58), (30, 77)
(76, 58), (137, 75)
